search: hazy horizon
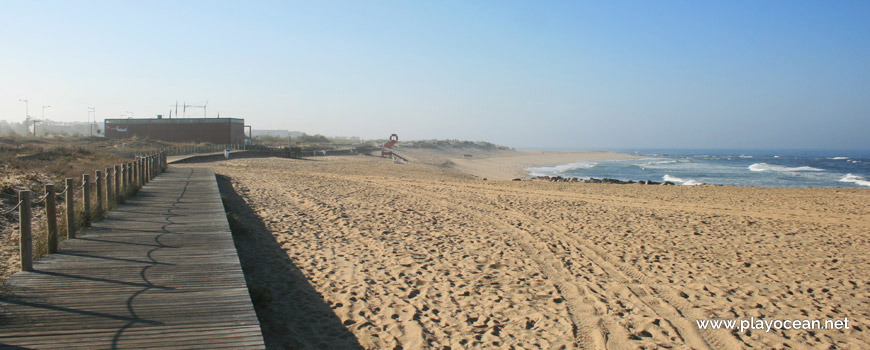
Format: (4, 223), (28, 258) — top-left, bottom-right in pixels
(2, 1), (867, 150)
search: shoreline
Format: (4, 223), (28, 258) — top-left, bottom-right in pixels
(394, 148), (641, 180)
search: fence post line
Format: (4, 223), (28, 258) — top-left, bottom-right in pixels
(19, 190), (32, 272)
(65, 178), (75, 239)
(95, 170), (104, 216)
(83, 174), (91, 227)
(105, 167), (113, 210)
(45, 184), (58, 254)
(114, 165), (120, 203)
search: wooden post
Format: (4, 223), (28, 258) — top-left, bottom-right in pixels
(127, 162), (132, 189)
(132, 160), (138, 188)
(83, 174), (91, 227)
(143, 157), (149, 184)
(95, 170), (104, 215)
(45, 184), (58, 254)
(114, 165), (120, 201)
(65, 178), (75, 239)
(19, 190), (32, 272)
(120, 164), (126, 194)
(105, 167), (113, 210)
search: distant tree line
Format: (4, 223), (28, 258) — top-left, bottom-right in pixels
(0, 120), (27, 136)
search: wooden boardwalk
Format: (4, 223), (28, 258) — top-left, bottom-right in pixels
(0, 167), (265, 349)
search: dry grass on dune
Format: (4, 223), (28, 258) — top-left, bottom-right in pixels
(0, 136), (171, 281)
(191, 156), (870, 348)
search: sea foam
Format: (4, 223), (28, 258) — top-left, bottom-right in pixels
(748, 163), (824, 172)
(528, 161), (596, 176)
(663, 174), (702, 185)
(840, 173), (870, 187)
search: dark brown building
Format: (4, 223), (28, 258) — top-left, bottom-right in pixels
(104, 118), (245, 144)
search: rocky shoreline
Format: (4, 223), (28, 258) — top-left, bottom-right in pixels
(514, 175), (678, 185)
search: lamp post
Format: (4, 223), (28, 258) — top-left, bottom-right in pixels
(19, 99), (29, 135)
(38, 105), (50, 137)
(88, 107), (96, 136)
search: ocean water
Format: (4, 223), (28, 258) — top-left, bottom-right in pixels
(527, 149), (870, 188)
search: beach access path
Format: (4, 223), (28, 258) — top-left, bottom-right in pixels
(0, 167), (264, 349)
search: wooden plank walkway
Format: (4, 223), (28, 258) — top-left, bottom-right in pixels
(0, 167), (265, 349)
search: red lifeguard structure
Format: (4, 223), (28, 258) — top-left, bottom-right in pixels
(382, 134), (398, 157)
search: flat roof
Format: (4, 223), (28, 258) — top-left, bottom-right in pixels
(105, 118), (244, 124)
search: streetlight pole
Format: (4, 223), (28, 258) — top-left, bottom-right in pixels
(88, 107), (95, 136)
(39, 105), (50, 137)
(19, 99), (28, 135)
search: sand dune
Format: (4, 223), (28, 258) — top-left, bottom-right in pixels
(185, 156), (869, 349)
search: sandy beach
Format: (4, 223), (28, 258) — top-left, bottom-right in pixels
(185, 155), (868, 349)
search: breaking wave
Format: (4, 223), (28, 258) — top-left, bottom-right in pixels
(748, 163), (824, 172)
(663, 174), (703, 186)
(528, 161), (596, 176)
(840, 173), (870, 187)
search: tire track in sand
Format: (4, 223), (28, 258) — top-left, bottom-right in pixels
(385, 177), (811, 350)
(345, 177), (633, 349)
(372, 177), (746, 349)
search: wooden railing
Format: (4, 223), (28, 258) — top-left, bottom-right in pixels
(166, 144), (247, 156)
(1, 151), (168, 272)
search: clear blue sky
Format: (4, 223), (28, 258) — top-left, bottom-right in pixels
(1, 1), (867, 149)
